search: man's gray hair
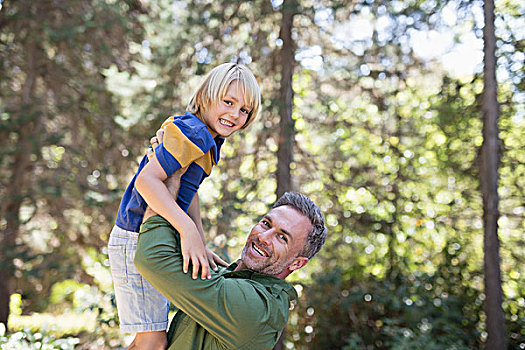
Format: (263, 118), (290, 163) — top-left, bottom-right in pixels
(273, 192), (327, 259)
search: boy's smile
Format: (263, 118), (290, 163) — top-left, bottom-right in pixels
(201, 80), (251, 138)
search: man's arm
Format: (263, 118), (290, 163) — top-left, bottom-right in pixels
(134, 219), (278, 348)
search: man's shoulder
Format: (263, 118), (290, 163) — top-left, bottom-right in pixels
(224, 269), (298, 301)
(220, 270), (295, 324)
(219, 276), (291, 348)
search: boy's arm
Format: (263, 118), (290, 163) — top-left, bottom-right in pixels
(146, 129), (226, 270)
(143, 166), (186, 222)
(187, 193), (228, 270)
(135, 155), (211, 280)
(144, 128), (183, 222)
(187, 192), (205, 242)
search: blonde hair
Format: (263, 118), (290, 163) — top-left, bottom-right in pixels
(187, 63), (261, 129)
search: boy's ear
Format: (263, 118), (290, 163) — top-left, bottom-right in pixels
(288, 257), (308, 272)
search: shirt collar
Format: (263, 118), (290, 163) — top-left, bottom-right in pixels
(219, 261), (298, 301)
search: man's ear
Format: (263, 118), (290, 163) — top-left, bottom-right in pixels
(288, 257), (309, 272)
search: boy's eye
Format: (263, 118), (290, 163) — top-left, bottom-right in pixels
(224, 100), (232, 106)
(241, 107), (250, 115)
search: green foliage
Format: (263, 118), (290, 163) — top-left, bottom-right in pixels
(0, 328), (79, 350)
(0, 0), (146, 319)
(49, 280), (86, 306)
(8, 280), (123, 347)
(8, 312), (95, 338)
(292, 266), (482, 349)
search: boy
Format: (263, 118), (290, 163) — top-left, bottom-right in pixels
(108, 63), (261, 349)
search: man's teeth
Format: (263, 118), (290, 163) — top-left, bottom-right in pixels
(220, 119), (234, 127)
(253, 243), (268, 257)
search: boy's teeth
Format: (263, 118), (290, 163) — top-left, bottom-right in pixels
(220, 119), (233, 126)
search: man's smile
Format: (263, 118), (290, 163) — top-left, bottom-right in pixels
(251, 242), (269, 257)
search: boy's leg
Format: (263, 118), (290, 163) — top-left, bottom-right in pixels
(108, 226), (171, 346)
(128, 331), (167, 350)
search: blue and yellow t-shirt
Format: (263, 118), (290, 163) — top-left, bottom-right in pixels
(115, 112), (224, 232)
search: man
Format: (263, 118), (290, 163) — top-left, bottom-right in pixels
(134, 187), (327, 350)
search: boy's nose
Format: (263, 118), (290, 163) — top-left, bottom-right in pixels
(230, 108), (240, 119)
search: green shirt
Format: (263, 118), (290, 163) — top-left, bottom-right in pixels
(134, 215), (298, 350)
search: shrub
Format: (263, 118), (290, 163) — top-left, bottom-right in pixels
(0, 327), (79, 350)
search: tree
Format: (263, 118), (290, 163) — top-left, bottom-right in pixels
(276, 0), (299, 199)
(0, 0), (144, 329)
(481, 0), (506, 348)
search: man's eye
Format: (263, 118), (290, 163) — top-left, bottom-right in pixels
(279, 234), (288, 242)
(261, 220), (270, 227)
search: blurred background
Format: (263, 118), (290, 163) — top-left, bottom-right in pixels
(0, 0), (523, 349)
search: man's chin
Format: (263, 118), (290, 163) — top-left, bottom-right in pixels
(244, 260), (287, 276)
(242, 259), (263, 271)
(240, 256), (267, 273)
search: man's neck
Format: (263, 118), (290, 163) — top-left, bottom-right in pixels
(233, 259), (245, 271)
(233, 260), (290, 280)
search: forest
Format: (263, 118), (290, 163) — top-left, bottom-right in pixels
(0, 0), (523, 349)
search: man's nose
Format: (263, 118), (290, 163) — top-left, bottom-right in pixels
(258, 229), (274, 244)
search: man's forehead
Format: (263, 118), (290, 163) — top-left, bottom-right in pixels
(267, 205), (312, 235)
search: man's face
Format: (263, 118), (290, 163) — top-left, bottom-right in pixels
(239, 205), (312, 278)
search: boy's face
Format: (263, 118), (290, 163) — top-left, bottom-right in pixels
(201, 80), (252, 138)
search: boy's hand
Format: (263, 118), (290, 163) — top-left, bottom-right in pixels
(152, 128), (164, 147)
(205, 247), (228, 271)
(147, 128), (165, 159)
(180, 229), (211, 280)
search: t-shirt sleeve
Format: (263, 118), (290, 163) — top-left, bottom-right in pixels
(155, 116), (214, 177)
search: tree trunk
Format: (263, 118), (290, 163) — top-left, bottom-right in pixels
(0, 33), (39, 331)
(481, 0), (506, 348)
(274, 3), (298, 349)
(276, 0), (297, 199)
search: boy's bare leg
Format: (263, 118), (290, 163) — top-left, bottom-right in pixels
(128, 331), (167, 350)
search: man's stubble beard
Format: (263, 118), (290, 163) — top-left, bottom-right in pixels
(240, 244), (295, 276)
